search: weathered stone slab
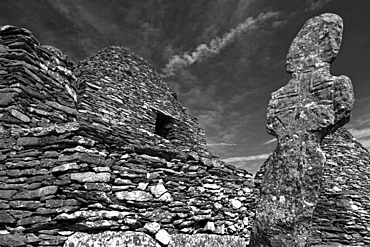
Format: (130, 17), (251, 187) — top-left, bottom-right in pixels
(169, 234), (248, 247)
(70, 172), (110, 183)
(0, 190), (17, 199)
(0, 211), (15, 223)
(116, 190), (153, 201)
(0, 234), (27, 247)
(251, 13), (354, 246)
(12, 186), (58, 199)
(63, 231), (160, 247)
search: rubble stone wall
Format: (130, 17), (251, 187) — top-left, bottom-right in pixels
(255, 128), (370, 246)
(0, 26), (256, 247)
(309, 128), (370, 246)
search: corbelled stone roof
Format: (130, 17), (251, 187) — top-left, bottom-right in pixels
(0, 12), (369, 247)
(0, 25), (255, 247)
(75, 46), (207, 153)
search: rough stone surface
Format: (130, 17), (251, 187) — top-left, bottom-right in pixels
(0, 234), (27, 247)
(144, 222), (161, 234)
(63, 231), (161, 247)
(0, 25), (255, 247)
(169, 234), (248, 247)
(251, 13), (354, 246)
(309, 128), (370, 246)
(1, 15), (369, 247)
(255, 128), (370, 246)
(155, 229), (171, 245)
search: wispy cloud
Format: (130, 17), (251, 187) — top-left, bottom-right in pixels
(161, 11), (280, 77)
(348, 127), (370, 149)
(304, 0), (336, 12)
(360, 139), (370, 150)
(222, 153), (270, 163)
(348, 127), (370, 140)
(263, 138), (276, 145)
(207, 143), (237, 146)
(222, 153), (271, 174)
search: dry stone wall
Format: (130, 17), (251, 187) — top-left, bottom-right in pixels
(74, 46), (207, 153)
(1, 13), (370, 247)
(255, 128), (370, 246)
(0, 25), (256, 247)
(309, 128), (370, 246)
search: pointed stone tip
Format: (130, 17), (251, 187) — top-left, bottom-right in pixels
(320, 13), (343, 24)
(286, 12), (344, 73)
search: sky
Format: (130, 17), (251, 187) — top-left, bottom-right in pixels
(1, 0), (369, 174)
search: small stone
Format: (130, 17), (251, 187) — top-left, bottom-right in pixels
(24, 233), (40, 243)
(12, 186), (58, 199)
(0, 92), (17, 106)
(116, 191), (153, 202)
(0, 234), (26, 247)
(57, 231), (74, 236)
(92, 166), (110, 172)
(137, 182), (149, 190)
(243, 217), (249, 226)
(144, 222), (161, 234)
(150, 182), (167, 198)
(10, 109), (30, 122)
(0, 190), (17, 199)
(0, 212), (15, 223)
(204, 221), (216, 232)
(155, 229), (171, 245)
(243, 187), (252, 194)
(71, 172), (110, 183)
(158, 192), (173, 202)
(17, 216), (51, 226)
(230, 199), (242, 209)
(114, 178), (133, 185)
(228, 225), (237, 232)
(51, 163), (79, 173)
(16, 137), (39, 146)
(84, 183), (111, 191)
(203, 184), (220, 190)
(215, 224), (225, 234)
(123, 217), (141, 229)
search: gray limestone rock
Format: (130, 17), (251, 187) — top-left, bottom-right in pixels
(169, 234), (247, 247)
(251, 13), (354, 246)
(63, 231), (160, 247)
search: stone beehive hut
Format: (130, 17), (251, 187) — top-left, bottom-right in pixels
(0, 25), (256, 247)
(75, 46), (207, 153)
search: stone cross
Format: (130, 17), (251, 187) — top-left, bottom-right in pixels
(250, 13), (354, 246)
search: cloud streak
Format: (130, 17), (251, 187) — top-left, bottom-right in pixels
(222, 153), (270, 163)
(304, 0), (336, 12)
(263, 138), (276, 145)
(348, 127), (370, 150)
(348, 127), (370, 139)
(207, 143), (237, 146)
(161, 11), (280, 77)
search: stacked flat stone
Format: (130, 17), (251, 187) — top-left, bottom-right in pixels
(309, 128), (370, 246)
(0, 25), (256, 247)
(255, 128), (370, 246)
(75, 46), (207, 153)
(251, 13), (354, 246)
